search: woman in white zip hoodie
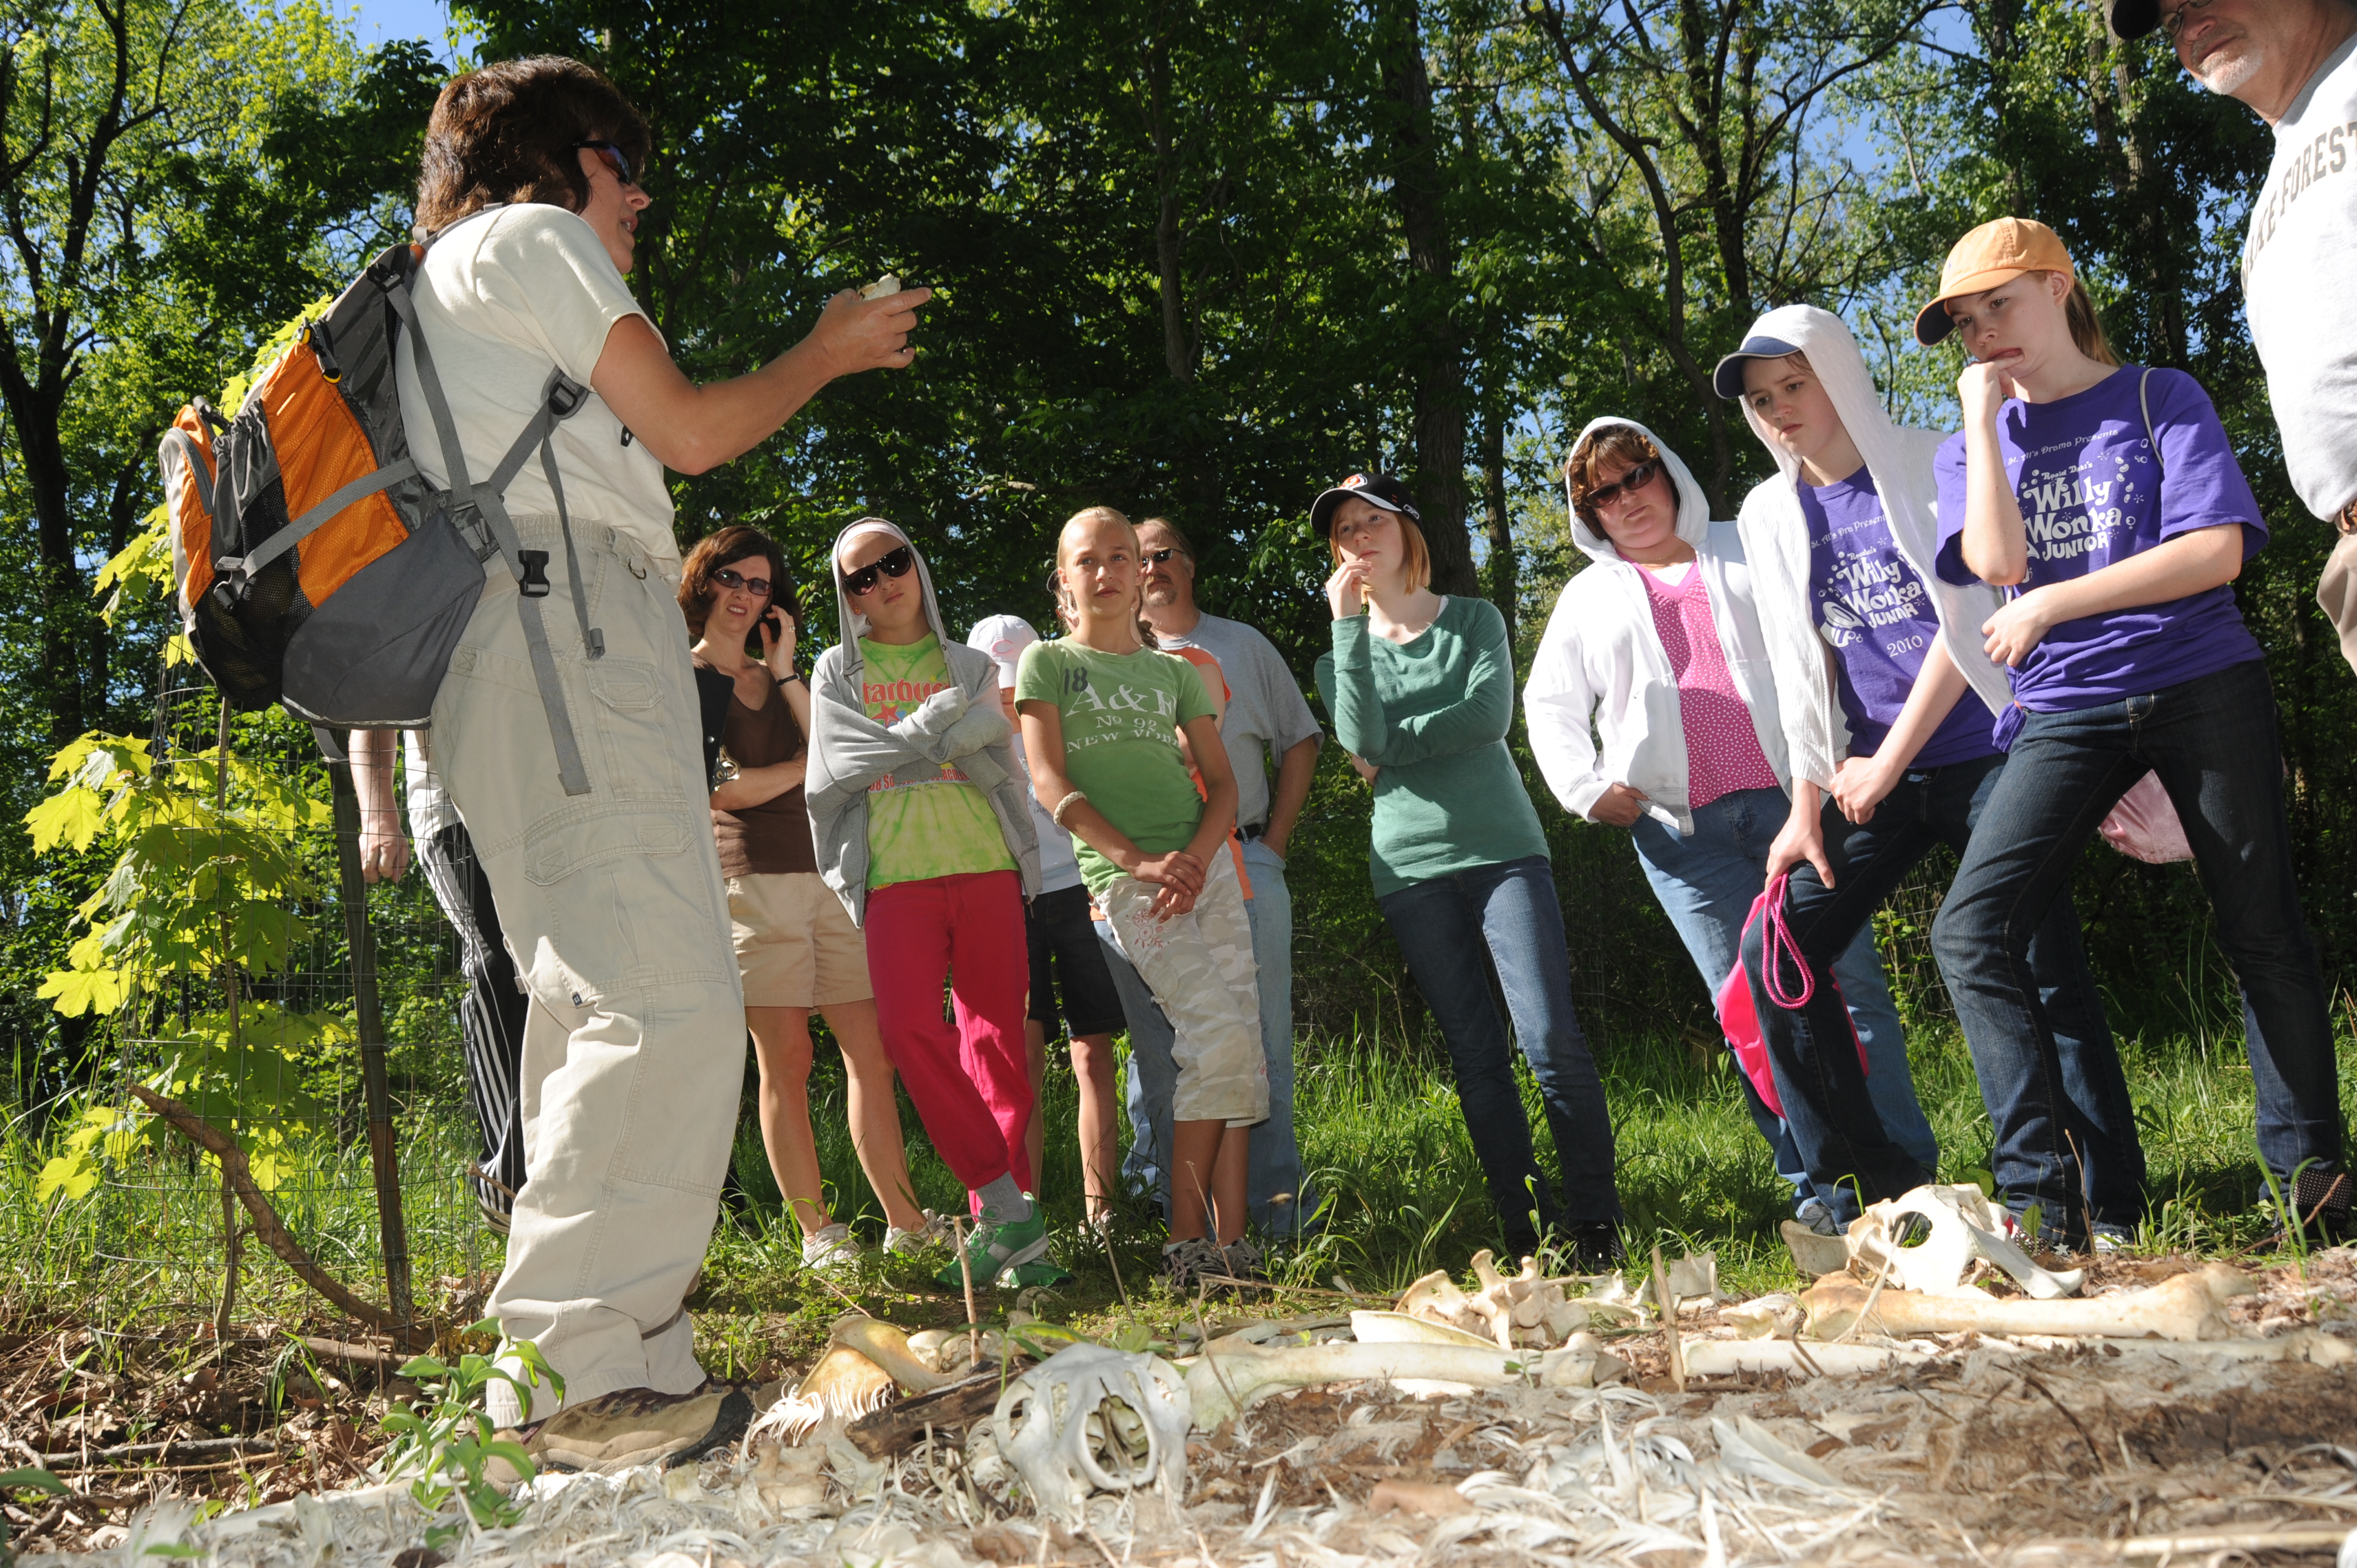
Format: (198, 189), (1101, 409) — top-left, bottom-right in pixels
(1526, 416), (1933, 1232)
(1721, 305), (2142, 1241)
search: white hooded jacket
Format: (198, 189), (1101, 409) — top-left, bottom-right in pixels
(1524, 417), (1789, 838)
(1731, 305), (2011, 793)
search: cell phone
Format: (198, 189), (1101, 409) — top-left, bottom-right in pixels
(750, 606), (790, 662)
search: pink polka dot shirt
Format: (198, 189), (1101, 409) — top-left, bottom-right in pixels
(1639, 562), (1779, 809)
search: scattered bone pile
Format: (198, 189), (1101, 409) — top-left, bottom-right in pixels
(34, 1223), (2356, 1568)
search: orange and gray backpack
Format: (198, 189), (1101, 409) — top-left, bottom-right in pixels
(160, 233), (604, 795)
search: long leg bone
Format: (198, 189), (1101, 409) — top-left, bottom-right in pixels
(993, 1344), (1190, 1523)
(1185, 1341), (1524, 1430)
(1802, 1261), (2257, 1342)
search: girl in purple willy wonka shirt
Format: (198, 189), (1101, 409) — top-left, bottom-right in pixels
(1920, 216), (2346, 1245)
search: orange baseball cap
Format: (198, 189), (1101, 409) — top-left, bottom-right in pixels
(1913, 216), (2076, 345)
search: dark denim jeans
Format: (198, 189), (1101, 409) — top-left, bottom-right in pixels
(1744, 751), (2142, 1229)
(1376, 855), (1621, 1249)
(1934, 658), (2341, 1220)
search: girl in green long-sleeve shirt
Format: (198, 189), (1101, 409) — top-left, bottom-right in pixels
(1311, 472), (1622, 1268)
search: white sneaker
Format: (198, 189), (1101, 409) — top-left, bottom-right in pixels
(801, 1221), (860, 1271)
(884, 1211), (951, 1257)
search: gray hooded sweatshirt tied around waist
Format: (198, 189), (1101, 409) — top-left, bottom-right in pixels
(805, 518), (1041, 928)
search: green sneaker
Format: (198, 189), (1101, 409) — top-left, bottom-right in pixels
(934, 1210), (1052, 1289)
(1004, 1256), (1074, 1288)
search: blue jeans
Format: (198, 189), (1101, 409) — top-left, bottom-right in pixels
(1107, 840), (1310, 1235)
(1745, 751), (2140, 1229)
(1376, 855), (1620, 1249)
(1630, 787), (1936, 1209)
(1934, 658), (2339, 1223)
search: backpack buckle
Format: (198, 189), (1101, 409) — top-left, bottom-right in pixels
(518, 549), (552, 597)
(545, 378), (588, 419)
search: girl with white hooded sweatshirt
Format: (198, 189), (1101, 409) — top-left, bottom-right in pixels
(805, 518), (1063, 1288)
(1525, 417), (1934, 1233)
(1721, 304), (2142, 1242)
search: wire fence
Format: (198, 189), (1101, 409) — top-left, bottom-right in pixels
(37, 662), (502, 1334)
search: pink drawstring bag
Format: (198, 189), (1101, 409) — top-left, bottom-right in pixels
(1715, 873), (1868, 1118)
(2097, 771), (2195, 864)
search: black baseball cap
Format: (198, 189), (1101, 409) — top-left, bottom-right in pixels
(1310, 472), (1422, 538)
(2107, 0), (2159, 39)
(1712, 334), (1804, 399)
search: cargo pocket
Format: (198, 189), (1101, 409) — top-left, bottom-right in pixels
(585, 657), (681, 796)
(522, 809), (728, 992)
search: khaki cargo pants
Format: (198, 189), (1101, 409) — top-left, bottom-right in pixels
(1099, 850), (1270, 1128)
(433, 516), (744, 1425)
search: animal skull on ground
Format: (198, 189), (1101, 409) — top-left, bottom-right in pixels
(992, 1344), (1190, 1524)
(1801, 1261), (2258, 1342)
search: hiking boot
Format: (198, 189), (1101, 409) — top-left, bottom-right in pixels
(2265, 1169), (2353, 1249)
(934, 1210), (1051, 1290)
(1561, 1223), (1625, 1274)
(1157, 1236), (1226, 1296)
(801, 1221), (860, 1272)
(1794, 1198), (1840, 1238)
(491, 1383), (755, 1482)
(884, 1211), (951, 1257)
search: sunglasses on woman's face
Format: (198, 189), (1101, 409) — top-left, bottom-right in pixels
(713, 566), (771, 597)
(841, 544), (914, 597)
(1585, 458), (1663, 513)
(572, 140), (639, 188)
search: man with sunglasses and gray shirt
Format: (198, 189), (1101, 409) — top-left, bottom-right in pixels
(2112, 0), (2357, 672)
(1106, 518), (1322, 1241)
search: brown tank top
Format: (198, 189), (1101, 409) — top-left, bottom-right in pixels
(696, 657), (819, 878)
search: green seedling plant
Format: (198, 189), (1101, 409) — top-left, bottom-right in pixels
(1, 1468), (68, 1568)
(380, 1320), (563, 1547)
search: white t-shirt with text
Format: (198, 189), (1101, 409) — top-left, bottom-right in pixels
(2243, 32), (2357, 521)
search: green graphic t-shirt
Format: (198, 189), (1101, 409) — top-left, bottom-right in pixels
(860, 635), (1016, 890)
(1012, 639), (1217, 895)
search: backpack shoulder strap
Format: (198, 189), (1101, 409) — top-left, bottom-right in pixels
(2139, 366), (2164, 482)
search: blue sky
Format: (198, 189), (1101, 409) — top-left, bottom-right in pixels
(346, 0), (459, 59)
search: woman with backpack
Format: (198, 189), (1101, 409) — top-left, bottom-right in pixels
(1523, 416), (1936, 1237)
(804, 519), (1067, 1291)
(682, 524), (943, 1272)
(1921, 218), (2347, 1243)
(394, 56), (925, 1463)
(1313, 473), (1622, 1268)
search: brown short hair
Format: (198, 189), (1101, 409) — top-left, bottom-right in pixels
(680, 524), (797, 639)
(415, 57), (651, 236)
(1323, 507), (1432, 593)
(1566, 426), (1662, 529)
(1135, 516), (1196, 559)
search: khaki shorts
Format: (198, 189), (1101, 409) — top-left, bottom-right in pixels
(728, 872), (873, 1008)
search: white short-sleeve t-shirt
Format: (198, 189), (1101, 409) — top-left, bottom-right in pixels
(393, 204), (677, 560)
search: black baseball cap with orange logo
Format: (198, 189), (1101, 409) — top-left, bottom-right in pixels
(1310, 472), (1422, 539)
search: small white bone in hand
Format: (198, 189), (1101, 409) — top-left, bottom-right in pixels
(861, 273), (902, 300)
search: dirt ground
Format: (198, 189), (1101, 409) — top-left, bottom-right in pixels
(7, 1249), (2356, 1565)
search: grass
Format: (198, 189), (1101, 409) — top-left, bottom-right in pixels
(4, 1009), (2347, 1380)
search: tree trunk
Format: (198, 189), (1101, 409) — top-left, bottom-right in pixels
(1480, 408), (1517, 646)
(1376, 0), (1476, 596)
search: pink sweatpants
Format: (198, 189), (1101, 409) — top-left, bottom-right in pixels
(863, 870), (1037, 1202)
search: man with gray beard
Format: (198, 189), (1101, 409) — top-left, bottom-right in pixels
(2112, 0), (2357, 672)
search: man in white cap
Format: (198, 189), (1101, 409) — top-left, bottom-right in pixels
(2113, 0), (2357, 664)
(1130, 517), (1322, 1238)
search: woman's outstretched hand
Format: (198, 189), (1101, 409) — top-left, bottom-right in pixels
(1325, 556), (1374, 621)
(806, 285), (935, 378)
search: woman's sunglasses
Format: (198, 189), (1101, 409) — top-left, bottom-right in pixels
(1583, 458), (1663, 513)
(713, 565), (771, 597)
(571, 140), (639, 188)
(841, 544), (914, 597)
